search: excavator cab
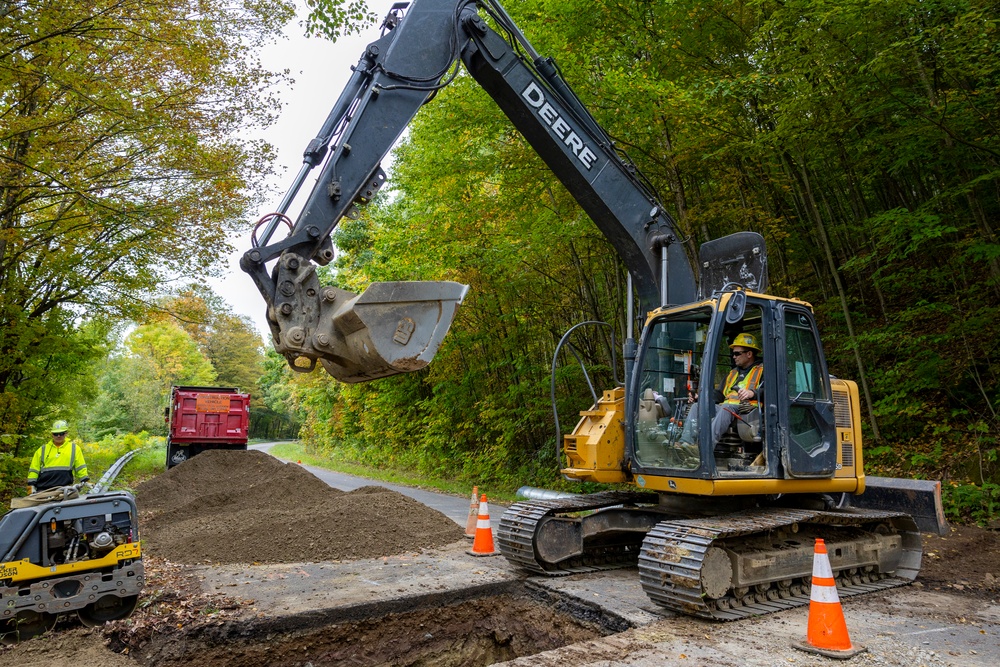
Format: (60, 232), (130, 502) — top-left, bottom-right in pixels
(560, 232), (858, 495)
(628, 290), (852, 494)
(560, 230), (855, 494)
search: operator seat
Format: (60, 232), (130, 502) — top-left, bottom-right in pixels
(715, 405), (765, 470)
(638, 388), (665, 424)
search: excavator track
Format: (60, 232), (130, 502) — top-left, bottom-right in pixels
(638, 507), (921, 620)
(499, 494), (921, 620)
(497, 491), (660, 575)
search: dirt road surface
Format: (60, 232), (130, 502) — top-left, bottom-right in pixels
(2, 450), (997, 667)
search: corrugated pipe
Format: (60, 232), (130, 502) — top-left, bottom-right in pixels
(516, 486), (576, 500)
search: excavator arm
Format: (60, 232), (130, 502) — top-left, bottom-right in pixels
(242, 0), (695, 381)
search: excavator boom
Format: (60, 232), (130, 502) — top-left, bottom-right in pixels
(241, 0), (695, 380)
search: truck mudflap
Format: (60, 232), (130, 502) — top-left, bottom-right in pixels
(638, 508), (921, 620)
(846, 476), (949, 536)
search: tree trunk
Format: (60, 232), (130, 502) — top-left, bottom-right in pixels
(797, 160), (882, 440)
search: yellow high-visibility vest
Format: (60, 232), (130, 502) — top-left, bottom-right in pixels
(722, 364), (763, 406)
(27, 440), (88, 490)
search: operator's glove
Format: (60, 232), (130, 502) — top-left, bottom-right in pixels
(28, 485), (35, 495)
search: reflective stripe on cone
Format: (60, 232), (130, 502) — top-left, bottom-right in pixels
(465, 485), (479, 538)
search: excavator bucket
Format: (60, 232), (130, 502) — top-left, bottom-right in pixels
(268, 259), (468, 383)
(317, 281), (469, 383)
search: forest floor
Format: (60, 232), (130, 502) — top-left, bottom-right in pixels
(2, 450), (998, 667)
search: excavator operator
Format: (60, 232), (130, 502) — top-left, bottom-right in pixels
(681, 332), (764, 447)
(712, 333), (764, 444)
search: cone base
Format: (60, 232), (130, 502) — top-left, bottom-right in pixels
(467, 549), (500, 557)
(791, 640), (866, 660)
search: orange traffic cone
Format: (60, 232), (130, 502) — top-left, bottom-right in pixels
(792, 538), (866, 659)
(464, 486), (479, 538)
(467, 494), (499, 557)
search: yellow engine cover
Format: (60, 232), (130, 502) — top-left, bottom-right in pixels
(561, 387), (629, 483)
(1, 542), (142, 584)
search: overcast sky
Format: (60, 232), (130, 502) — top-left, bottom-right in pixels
(206, 0), (399, 340)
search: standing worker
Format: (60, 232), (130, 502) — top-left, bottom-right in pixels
(26, 420), (89, 494)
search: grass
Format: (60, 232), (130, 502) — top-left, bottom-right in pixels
(113, 445), (167, 492)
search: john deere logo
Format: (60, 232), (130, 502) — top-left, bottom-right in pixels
(521, 82), (599, 171)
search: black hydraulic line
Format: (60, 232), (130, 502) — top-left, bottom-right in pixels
(256, 65), (372, 248)
(550, 320), (619, 464)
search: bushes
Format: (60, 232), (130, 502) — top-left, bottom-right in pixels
(943, 482), (1000, 527)
(0, 452), (31, 504)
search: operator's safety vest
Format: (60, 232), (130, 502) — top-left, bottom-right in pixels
(722, 363), (763, 406)
(27, 441), (88, 491)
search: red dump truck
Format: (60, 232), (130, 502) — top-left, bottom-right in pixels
(165, 385), (251, 468)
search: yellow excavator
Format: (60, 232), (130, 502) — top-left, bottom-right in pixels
(241, 0), (945, 619)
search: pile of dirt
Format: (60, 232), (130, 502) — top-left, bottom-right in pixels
(134, 450), (464, 564)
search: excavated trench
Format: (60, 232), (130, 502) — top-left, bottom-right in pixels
(121, 452), (631, 665)
(126, 581), (629, 667)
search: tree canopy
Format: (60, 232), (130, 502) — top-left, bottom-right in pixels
(0, 0), (295, 441)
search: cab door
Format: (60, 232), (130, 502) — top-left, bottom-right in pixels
(777, 306), (838, 477)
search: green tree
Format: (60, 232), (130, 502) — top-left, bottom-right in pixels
(156, 286), (265, 393)
(253, 349), (303, 440)
(82, 352), (163, 437)
(0, 0), (294, 447)
(206, 313), (266, 391)
(3, 315), (114, 455)
(81, 320), (216, 438)
(127, 321), (217, 390)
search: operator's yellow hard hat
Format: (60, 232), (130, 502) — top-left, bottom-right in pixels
(729, 333), (760, 352)
(51, 419), (69, 434)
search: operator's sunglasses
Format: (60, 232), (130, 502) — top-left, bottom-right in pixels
(732, 350), (750, 357)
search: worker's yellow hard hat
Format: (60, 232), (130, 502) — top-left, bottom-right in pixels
(51, 419), (69, 434)
(729, 333), (760, 352)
